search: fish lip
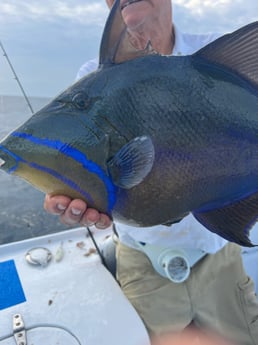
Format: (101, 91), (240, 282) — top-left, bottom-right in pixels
(120, 0), (143, 11)
(0, 157), (5, 167)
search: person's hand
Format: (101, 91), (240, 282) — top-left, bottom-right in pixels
(44, 194), (112, 229)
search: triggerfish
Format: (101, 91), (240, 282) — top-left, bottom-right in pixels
(0, 0), (258, 246)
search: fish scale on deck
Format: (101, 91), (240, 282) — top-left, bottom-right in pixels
(0, 0), (258, 247)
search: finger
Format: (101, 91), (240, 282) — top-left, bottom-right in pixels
(95, 213), (112, 229)
(44, 194), (72, 215)
(81, 208), (101, 226)
(80, 209), (112, 229)
(60, 199), (87, 225)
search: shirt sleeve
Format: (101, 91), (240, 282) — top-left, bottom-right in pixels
(75, 57), (99, 81)
(173, 25), (223, 56)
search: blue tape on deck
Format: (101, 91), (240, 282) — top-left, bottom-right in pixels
(0, 260), (26, 310)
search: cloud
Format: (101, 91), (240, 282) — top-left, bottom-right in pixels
(1, 0), (257, 97)
(0, 1), (108, 97)
(0, 1), (108, 25)
(175, 0), (234, 14)
(173, 0), (258, 32)
(174, 0), (258, 15)
(1, 0), (257, 31)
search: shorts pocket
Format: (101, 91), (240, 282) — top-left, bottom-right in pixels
(238, 276), (258, 340)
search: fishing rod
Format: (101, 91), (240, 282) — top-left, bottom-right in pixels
(0, 40), (34, 114)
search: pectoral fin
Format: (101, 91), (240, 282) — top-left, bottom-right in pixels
(107, 136), (155, 189)
(193, 193), (258, 247)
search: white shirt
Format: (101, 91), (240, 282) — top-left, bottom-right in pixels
(76, 26), (228, 254)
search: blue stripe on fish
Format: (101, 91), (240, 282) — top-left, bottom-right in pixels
(28, 161), (94, 204)
(0, 143), (94, 204)
(8, 132), (117, 212)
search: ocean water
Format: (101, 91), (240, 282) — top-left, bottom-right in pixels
(0, 95), (71, 244)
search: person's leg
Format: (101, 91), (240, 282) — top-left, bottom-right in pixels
(116, 241), (193, 335)
(191, 243), (258, 345)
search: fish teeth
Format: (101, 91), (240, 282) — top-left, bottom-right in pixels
(0, 158), (5, 167)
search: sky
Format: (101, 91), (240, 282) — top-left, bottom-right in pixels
(0, 0), (257, 98)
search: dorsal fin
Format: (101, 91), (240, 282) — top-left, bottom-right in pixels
(194, 21), (258, 88)
(99, 0), (156, 66)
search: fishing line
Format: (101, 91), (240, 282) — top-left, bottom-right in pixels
(0, 323), (82, 344)
(0, 40), (34, 114)
(86, 226), (118, 281)
(86, 226), (108, 266)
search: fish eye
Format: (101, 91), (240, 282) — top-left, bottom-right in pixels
(72, 92), (89, 110)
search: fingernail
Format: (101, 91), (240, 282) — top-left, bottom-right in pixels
(84, 221), (95, 227)
(96, 221), (107, 229)
(71, 208), (82, 216)
(57, 204), (66, 211)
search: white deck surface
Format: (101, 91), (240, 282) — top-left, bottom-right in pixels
(0, 225), (257, 344)
(0, 227), (150, 345)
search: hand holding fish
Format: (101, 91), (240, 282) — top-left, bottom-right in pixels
(44, 194), (112, 229)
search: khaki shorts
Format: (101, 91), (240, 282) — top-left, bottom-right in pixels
(116, 242), (258, 344)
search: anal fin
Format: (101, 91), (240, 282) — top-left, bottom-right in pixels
(193, 193), (258, 247)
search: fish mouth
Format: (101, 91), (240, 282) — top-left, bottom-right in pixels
(0, 157), (5, 167)
(0, 146), (19, 173)
(121, 0), (144, 11)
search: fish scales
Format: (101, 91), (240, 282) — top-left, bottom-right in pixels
(1, 55), (258, 229)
